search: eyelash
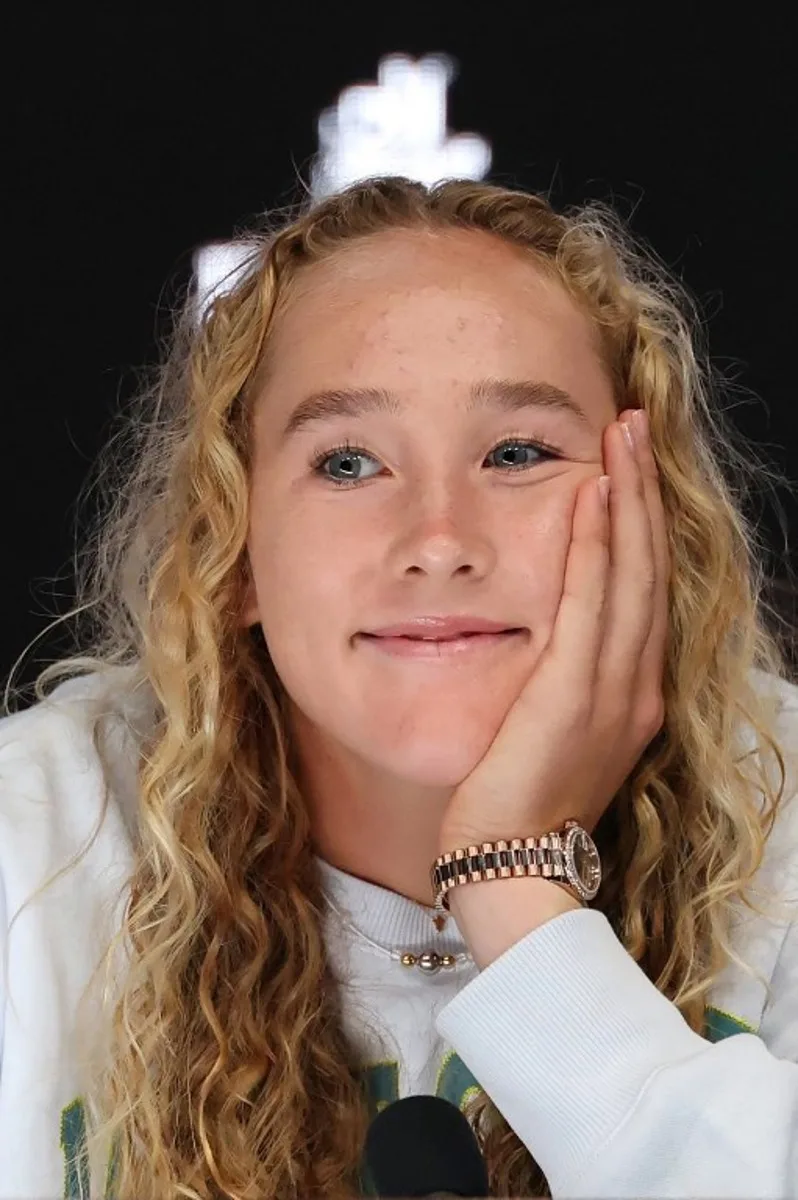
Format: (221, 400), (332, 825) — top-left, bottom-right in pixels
(309, 432), (564, 488)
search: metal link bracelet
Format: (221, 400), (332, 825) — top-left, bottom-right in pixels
(430, 824), (599, 918)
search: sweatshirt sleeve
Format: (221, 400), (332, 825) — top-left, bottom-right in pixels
(435, 907), (798, 1199)
(0, 863), (5, 1074)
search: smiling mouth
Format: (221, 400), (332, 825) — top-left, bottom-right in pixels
(357, 629), (526, 658)
(392, 631), (520, 641)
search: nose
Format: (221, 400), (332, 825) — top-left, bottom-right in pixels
(394, 525), (495, 581)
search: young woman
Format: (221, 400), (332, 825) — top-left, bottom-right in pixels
(1, 176), (797, 1200)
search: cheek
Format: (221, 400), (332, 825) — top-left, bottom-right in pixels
(247, 512), (366, 647)
(511, 502), (574, 622)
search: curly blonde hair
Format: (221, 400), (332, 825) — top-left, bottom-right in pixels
(5, 176), (798, 1199)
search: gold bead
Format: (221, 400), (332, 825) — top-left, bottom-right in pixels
(400, 953), (417, 967)
(440, 954), (456, 968)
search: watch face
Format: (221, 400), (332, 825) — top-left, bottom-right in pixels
(568, 827), (601, 897)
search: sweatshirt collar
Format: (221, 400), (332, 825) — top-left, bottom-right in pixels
(314, 855), (470, 957)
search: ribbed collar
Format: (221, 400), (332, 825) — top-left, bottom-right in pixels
(314, 855), (470, 957)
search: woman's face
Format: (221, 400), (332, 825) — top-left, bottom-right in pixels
(244, 226), (618, 790)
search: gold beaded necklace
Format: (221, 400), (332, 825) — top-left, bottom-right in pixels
(322, 890), (473, 975)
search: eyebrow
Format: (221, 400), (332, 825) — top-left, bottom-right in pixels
(279, 378), (591, 443)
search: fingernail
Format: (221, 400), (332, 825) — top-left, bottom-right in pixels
(621, 421), (635, 455)
(631, 409), (649, 446)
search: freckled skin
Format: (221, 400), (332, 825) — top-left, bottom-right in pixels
(242, 226), (618, 905)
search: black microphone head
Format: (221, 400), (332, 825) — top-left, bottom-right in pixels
(363, 1094), (490, 1197)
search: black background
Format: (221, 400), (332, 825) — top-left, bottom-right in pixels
(4, 5), (796, 686)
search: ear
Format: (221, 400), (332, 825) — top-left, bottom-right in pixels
(240, 599), (261, 629)
(239, 562), (261, 629)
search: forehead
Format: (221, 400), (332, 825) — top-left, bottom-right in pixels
(278, 227), (573, 322)
(256, 226), (610, 402)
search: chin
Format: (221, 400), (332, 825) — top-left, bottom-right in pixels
(375, 742), (490, 789)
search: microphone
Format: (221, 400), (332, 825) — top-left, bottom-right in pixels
(363, 1094), (490, 1197)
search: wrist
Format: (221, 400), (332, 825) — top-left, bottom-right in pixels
(446, 874), (583, 968)
(437, 828), (502, 857)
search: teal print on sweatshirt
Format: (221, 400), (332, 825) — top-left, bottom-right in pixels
(354, 1050), (486, 1196)
(60, 1098), (118, 1200)
(59, 1006), (753, 1199)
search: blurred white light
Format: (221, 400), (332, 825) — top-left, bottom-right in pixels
(193, 53), (492, 319)
(311, 53), (492, 200)
(192, 240), (257, 322)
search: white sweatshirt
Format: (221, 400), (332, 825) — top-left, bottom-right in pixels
(1, 665), (798, 1199)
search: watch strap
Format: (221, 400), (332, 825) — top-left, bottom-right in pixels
(431, 831), (587, 912)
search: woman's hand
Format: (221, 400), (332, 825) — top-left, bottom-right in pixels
(438, 408), (671, 857)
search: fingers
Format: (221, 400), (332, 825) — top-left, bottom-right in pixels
(528, 408), (668, 731)
(630, 412), (671, 720)
(543, 442), (612, 709)
(599, 411), (668, 723)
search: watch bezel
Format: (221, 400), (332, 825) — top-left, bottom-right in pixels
(563, 822), (601, 902)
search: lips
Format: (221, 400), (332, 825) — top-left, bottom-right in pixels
(365, 616), (524, 639)
(359, 629), (525, 659)
(392, 632), (511, 642)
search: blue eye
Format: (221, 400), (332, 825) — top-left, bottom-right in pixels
(309, 436), (562, 488)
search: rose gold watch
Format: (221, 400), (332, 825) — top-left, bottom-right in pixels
(430, 820), (602, 915)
